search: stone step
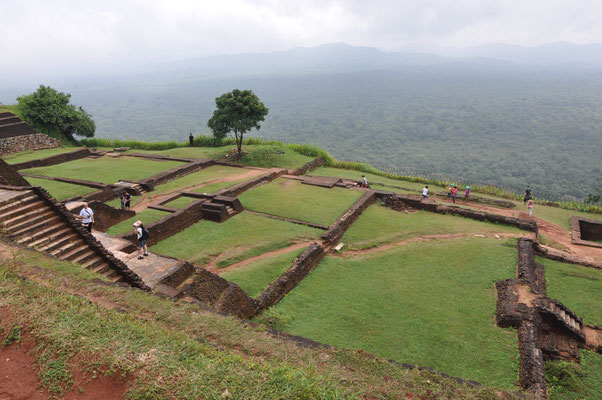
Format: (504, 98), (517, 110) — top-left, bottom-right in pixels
(3, 207), (56, 229)
(59, 243), (91, 261)
(8, 215), (62, 238)
(38, 233), (79, 253)
(68, 248), (97, 264)
(82, 256), (104, 269)
(17, 222), (69, 246)
(26, 226), (73, 249)
(0, 193), (39, 214)
(50, 239), (85, 258)
(0, 200), (48, 222)
(91, 263), (112, 275)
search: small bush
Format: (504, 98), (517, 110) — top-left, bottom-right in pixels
(545, 360), (584, 393)
(2, 325), (22, 346)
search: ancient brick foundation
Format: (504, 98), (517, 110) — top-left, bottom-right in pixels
(0, 159), (30, 186)
(71, 201), (136, 232)
(570, 216), (602, 249)
(0, 133), (60, 156)
(321, 191), (376, 245)
(12, 148), (94, 170)
(290, 157), (325, 176)
(217, 169), (286, 197)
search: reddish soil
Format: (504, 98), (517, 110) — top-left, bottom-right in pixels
(0, 307), (130, 400)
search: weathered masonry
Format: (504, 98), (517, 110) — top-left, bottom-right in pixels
(0, 112), (59, 155)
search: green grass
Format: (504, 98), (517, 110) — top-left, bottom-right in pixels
(151, 213), (320, 269)
(0, 239), (514, 399)
(308, 167), (432, 192)
(546, 350), (602, 400)
(342, 205), (524, 250)
(105, 209), (170, 236)
(221, 247), (305, 297)
(234, 145), (314, 169)
(120, 146), (228, 159)
(190, 177), (250, 194)
(163, 196), (197, 209)
(1, 146), (83, 164)
(150, 165), (248, 197)
(239, 178), (363, 226)
(539, 257), (602, 326)
(25, 177), (96, 201)
(21, 156), (184, 185)
(258, 238), (520, 388)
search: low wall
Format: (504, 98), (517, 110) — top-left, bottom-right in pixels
(290, 157), (325, 176)
(256, 242), (326, 311)
(434, 192), (516, 208)
(570, 216), (602, 249)
(12, 148), (93, 170)
(0, 159), (30, 186)
(139, 159), (214, 188)
(517, 238), (547, 294)
(533, 242), (601, 270)
(71, 201), (136, 232)
(217, 169), (286, 197)
(0, 133), (59, 155)
(384, 194), (538, 233)
(321, 191), (376, 245)
(22, 174), (107, 190)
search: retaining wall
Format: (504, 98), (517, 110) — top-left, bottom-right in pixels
(290, 157), (325, 176)
(70, 201), (136, 232)
(12, 148), (93, 170)
(0, 158), (30, 186)
(0, 133), (59, 155)
(217, 169), (286, 197)
(321, 190), (376, 245)
(139, 159), (214, 188)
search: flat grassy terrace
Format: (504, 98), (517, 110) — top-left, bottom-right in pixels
(105, 209), (170, 236)
(539, 258), (602, 326)
(342, 204), (526, 250)
(1, 146), (83, 164)
(190, 177), (249, 194)
(21, 156), (184, 185)
(151, 213), (320, 269)
(221, 247), (305, 298)
(25, 177), (96, 201)
(239, 178), (363, 226)
(259, 238), (520, 388)
(163, 196), (197, 209)
(308, 167), (433, 193)
(151, 165), (249, 197)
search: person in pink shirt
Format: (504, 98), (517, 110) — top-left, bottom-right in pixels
(464, 186), (471, 202)
(527, 199), (534, 217)
(451, 186), (458, 204)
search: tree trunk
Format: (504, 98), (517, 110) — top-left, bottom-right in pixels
(235, 130), (243, 159)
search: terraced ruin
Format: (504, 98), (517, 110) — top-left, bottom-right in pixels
(1, 142), (601, 399)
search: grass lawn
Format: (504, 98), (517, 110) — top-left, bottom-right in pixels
(21, 156), (184, 185)
(547, 350), (602, 400)
(239, 178), (363, 226)
(25, 177), (96, 201)
(1, 146), (83, 164)
(105, 209), (170, 236)
(163, 196), (197, 209)
(308, 167), (435, 192)
(342, 205), (525, 250)
(190, 177), (249, 194)
(258, 238), (520, 388)
(122, 147), (228, 159)
(221, 247), (305, 298)
(151, 213), (320, 269)
(539, 257), (602, 326)
(151, 165), (248, 197)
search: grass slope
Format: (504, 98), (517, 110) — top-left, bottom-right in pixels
(343, 205), (523, 250)
(239, 178), (363, 226)
(221, 247), (305, 297)
(539, 257), (602, 326)
(151, 213), (320, 269)
(21, 156), (184, 185)
(546, 350), (602, 400)
(1, 147), (83, 164)
(25, 177), (96, 201)
(259, 238), (520, 388)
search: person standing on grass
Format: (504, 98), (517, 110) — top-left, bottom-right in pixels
(451, 185), (458, 204)
(524, 185), (532, 204)
(189, 132), (194, 146)
(361, 175), (368, 188)
(133, 220), (150, 259)
(464, 186), (471, 202)
(446, 183), (453, 201)
(124, 192), (132, 210)
(78, 202), (94, 233)
(527, 198), (534, 217)
(120, 193), (126, 210)
(422, 185), (429, 199)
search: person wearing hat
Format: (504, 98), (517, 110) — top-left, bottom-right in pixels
(446, 183), (453, 201)
(451, 185), (458, 204)
(464, 186), (471, 202)
(133, 220), (150, 260)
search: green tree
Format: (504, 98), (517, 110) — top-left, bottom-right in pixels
(207, 89), (268, 158)
(17, 85), (95, 142)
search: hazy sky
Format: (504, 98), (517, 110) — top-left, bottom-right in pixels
(1, 0), (602, 74)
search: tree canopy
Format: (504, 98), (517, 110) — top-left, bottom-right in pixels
(207, 89), (268, 157)
(17, 85), (95, 142)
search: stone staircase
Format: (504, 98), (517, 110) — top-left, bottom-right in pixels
(0, 187), (146, 287)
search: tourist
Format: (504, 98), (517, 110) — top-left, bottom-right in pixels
(189, 132), (194, 146)
(78, 202), (94, 233)
(451, 185), (458, 204)
(527, 198), (534, 217)
(133, 220), (150, 259)
(361, 175), (368, 188)
(446, 183), (453, 201)
(524, 185), (532, 204)
(464, 186), (471, 202)
(120, 193), (126, 210)
(422, 185), (429, 199)
(124, 192), (132, 210)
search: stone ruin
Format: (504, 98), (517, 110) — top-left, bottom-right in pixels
(0, 112), (59, 155)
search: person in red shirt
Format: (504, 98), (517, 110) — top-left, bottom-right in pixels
(451, 186), (458, 204)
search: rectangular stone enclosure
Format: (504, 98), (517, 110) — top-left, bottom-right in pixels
(570, 216), (602, 248)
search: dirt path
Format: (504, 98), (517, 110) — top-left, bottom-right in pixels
(339, 232), (534, 257)
(207, 241), (313, 274)
(131, 168), (265, 212)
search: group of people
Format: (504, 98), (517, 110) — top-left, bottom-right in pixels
(420, 184), (471, 204)
(120, 192), (133, 210)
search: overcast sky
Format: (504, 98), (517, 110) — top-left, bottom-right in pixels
(1, 0), (602, 75)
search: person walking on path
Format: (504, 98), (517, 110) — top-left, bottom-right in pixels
(124, 192), (132, 210)
(527, 198), (534, 217)
(422, 185), (429, 199)
(464, 186), (471, 202)
(361, 175), (368, 188)
(446, 184), (453, 201)
(133, 220), (150, 259)
(451, 186), (458, 204)
(78, 202), (94, 233)
(524, 185), (532, 204)
(189, 132), (194, 146)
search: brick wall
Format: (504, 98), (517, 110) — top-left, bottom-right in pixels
(0, 133), (60, 156)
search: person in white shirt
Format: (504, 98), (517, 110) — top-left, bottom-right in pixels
(133, 220), (150, 259)
(78, 202), (94, 233)
(422, 186), (429, 199)
(361, 175), (368, 188)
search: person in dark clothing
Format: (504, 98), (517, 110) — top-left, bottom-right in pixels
(189, 132), (194, 146)
(124, 192), (132, 210)
(524, 185), (532, 204)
